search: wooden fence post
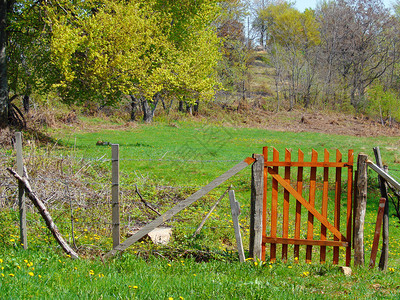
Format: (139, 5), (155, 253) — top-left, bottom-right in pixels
(354, 153), (368, 266)
(229, 189), (245, 263)
(15, 132), (27, 249)
(111, 144), (120, 249)
(373, 146), (389, 271)
(249, 154), (264, 260)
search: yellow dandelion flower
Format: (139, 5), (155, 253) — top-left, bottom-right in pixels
(0, 259), (3, 263)
(89, 270), (95, 276)
(167, 264), (172, 267)
(9, 274), (15, 277)
(1, 273), (4, 277)
(133, 286), (138, 289)
(254, 262), (258, 266)
(168, 298), (173, 300)
(180, 297), (184, 300)
(10, 239), (15, 242)
(28, 272), (34, 276)
(24, 259), (28, 263)
(17, 266), (21, 270)
(38, 275), (42, 278)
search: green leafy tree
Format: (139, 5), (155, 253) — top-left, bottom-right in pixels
(45, 0), (221, 122)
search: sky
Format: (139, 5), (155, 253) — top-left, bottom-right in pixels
(294, 0), (396, 12)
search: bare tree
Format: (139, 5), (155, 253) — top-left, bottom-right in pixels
(316, 0), (399, 109)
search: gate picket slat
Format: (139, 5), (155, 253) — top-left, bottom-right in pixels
(294, 150), (304, 261)
(306, 149), (318, 263)
(262, 147), (268, 261)
(270, 148), (279, 262)
(346, 150), (354, 266)
(282, 149), (291, 262)
(320, 149), (330, 263)
(333, 150), (342, 264)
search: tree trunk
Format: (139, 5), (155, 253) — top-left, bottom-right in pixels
(130, 95), (139, 121)
(0, 0), (9, 128)
(23, 95), (30, 113)
(141, 98), (153, 123)
(178, 100), (184, 112)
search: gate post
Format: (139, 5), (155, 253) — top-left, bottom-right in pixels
(249, 154), (264, 260)
(354, 153), (368, 266)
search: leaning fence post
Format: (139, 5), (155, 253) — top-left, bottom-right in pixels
(373, 146), (389, 271)
(354, 153), (368, 266)
(111, 144), (120, 249)
(249, 154), (264, 260)
(15, 132), (27, 249)
(229, 189), (245, 263)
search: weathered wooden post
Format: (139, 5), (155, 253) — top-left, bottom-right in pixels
(354, 153), (368, 266)
(111, 144), (120, 249)
(373, 146), (389, 271)
(249, 154), (264, 260)
(15, 132), (27, 249)
(229, 189), (245, 263)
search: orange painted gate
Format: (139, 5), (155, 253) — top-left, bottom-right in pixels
(261, 147), (354, 266)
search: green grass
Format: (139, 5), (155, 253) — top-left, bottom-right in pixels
(51, 121), (400, 187)
(1, 119), (400, 298)
(0, 246), (399, 299)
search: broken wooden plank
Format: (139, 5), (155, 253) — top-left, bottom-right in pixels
(229, 189), (245, 263)
(369, 198), (386, 269)
(367, 160), (400, 191)
(104, 157), (255, 259)
(7, 168), (79, 259)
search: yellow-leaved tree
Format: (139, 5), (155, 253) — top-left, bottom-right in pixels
(46, 0), (221, 122)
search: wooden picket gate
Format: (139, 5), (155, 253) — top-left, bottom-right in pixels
(261, 147), (354, 266)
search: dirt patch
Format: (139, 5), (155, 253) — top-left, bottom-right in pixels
(226, 109), (400, 137)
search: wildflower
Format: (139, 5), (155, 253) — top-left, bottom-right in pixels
(254, 262), (258, 266)
(74, 267), (78, 270)
(288, 266), (292, 269)
(1, 273), (4, 277)
(89, 270), (95, 276)
(168, 298), (173, 300)
(10, 239), (15, 242)
(24, 259), (28, 263)
(167, 264), (172, 267)
(180, 297), (184, 300)
(9, 274), (15, 277)
(193, 274), (197, 276)
(28, 272), (34, 276)
(0, 259), (3, 263)
(133, 286), (138, 289)
(38, 275), (42, 278)
(389, 268), (395, 272)
(302, 271), (310, 277)
(17, 266), (21, 270)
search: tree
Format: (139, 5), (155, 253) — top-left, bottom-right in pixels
(316, 0), (398, 109)
(0, 0), (15, 128)
(259, 2), (320, 109)
(45, 0), (221, 122)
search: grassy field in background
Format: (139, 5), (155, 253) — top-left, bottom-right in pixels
(1, 119), (400, 298)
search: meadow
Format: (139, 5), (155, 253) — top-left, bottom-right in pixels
(1, 118), (400, 298)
